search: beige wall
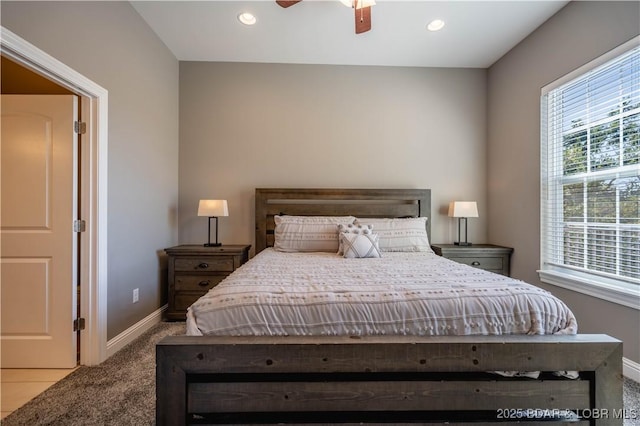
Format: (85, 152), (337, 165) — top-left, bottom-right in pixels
(1, 1), (180, 340)
(179, 62), (487, 250)
(487, 1), (640, 362)
(6, 0), (636, 365)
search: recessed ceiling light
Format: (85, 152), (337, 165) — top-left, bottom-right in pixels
(427, 19), (445, 32)
(238, 12), (257, 26)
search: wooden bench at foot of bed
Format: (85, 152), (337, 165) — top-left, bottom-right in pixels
(156, 334), (622, 425)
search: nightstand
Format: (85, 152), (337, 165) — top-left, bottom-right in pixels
(430, 243), (513, 276)
(164, 244), (250, 320)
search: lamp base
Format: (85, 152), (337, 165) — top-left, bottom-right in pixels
(204, 243), (222, 247)
(454, 242), (472, 246)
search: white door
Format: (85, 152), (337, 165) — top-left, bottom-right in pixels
(1, 95), (79, 368)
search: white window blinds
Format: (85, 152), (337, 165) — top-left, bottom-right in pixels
(541, 42), (640, 291)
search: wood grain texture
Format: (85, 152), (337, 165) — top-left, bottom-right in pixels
(188, 379), (590, 412)
(164, 245), (250, 320)
(431, 244), (514, 276)
(157, 334), (622, 425)
(255, 188), (431, 253)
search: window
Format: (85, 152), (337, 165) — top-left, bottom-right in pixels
(541, 39), (640, 308)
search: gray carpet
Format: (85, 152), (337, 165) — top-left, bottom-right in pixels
(3, 322), (640, 425)
(624, 377), (640, 426)
(2, 321), (185, 426)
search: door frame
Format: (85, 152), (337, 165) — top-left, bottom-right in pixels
(1, 26), (108, 365)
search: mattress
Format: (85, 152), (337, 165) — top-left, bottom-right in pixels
(186, 248), (577, 338)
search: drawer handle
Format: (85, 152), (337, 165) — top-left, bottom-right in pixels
(198, 280), (211, 287)
(471, 261), (481, 266)
(197, 262), (209, 269)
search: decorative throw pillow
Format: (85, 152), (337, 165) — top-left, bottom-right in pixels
(274, 215), (356, 252)
(354, 217), (432, 252)
(337, 223), (374, 255)
(340, 232), (382, 259)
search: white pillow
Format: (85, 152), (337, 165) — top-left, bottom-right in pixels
(274, 215), (356, 252)
(354, 217), (432, 252)
(340, 232), (382, 259)
(337, 223), (374, 255)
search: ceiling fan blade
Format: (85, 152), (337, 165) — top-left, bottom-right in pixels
(276, 0), (302, 7)
(354, 5), (371, 34)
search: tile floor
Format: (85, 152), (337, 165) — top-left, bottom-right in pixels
(1, 368), (77, 419)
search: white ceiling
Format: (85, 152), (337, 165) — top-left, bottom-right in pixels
(131, 0), (569, 68)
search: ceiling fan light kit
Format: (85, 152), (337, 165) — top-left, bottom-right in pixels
(340, 0), (376, 8)
(278, 0), (374, 34)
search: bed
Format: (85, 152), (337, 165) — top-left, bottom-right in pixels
(156, 188), (623, 425)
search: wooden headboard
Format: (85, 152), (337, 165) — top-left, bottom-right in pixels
(255, 188), (431, 253)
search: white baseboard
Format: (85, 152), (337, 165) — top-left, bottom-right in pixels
(106, 304), (167, 359)
(624, 357), (640, 383)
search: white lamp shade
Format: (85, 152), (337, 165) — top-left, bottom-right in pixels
(448, 201), (478, 218)
(198, 199), (229, 217)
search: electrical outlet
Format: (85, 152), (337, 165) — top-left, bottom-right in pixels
(133, 288), (139, 303)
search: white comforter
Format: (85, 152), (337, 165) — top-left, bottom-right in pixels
(187, 249), (577, 337)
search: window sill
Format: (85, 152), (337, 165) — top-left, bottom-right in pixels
(538, 270), (640, 311)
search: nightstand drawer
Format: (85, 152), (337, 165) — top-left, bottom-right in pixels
(430, 244), (513, 277)
(174, 257), (234, 272)
(174, 293), (208, 312)
(175, 274), (226, 291)
(448, 256), (503, 270)
(165, 245), (251, 320)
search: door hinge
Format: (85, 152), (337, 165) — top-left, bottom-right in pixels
(74, 121), (86, 135)
(73, 219), (86, 233)
(73, 317), (85, 332)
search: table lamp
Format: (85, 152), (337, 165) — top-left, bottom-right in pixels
(448, 201), (478, 246)
(198, 200), (228, 247)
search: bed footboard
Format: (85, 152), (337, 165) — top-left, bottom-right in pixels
(156, 334), (622, 425)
